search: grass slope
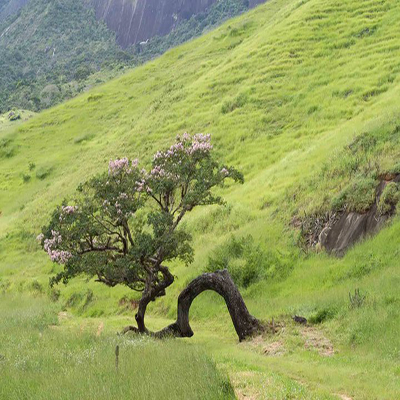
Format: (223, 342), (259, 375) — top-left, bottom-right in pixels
(1, 0), (400, 398)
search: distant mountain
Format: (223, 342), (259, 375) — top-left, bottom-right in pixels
(0, 0), (28, 21)
(88, 0), (265, 48)
(0, 0), (266, 112)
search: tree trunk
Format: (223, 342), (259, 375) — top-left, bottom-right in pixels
(135, 296), (150, 333)
(155, 269), (262, 341)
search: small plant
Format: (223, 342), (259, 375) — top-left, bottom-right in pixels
(349, 288), (366, 309)
(377, 182), (400, 215)
(36, 166), (52, 180)
(309, 307), (337, 324)
(22, 174), (31, 183)
(28, 162), (36, 171)
(30, 280), (44, 294)
(48, 287), (61, 302)
(331, 176), (377, 212)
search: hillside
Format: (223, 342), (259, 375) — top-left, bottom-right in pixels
(0, 0), (264, 112)
(1, 0), (400, 398)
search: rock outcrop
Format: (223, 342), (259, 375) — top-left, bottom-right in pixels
(0, 0), (29, 22)
(319, 174), (400, 256)
(88, 0), (266, 48)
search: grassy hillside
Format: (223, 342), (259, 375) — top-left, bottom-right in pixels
(0, 0), (259, 112)
(1, 0), (400, 398)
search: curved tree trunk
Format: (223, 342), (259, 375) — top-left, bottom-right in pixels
(154, 270), (262, 341)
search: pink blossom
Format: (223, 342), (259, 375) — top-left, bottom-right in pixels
(220, 168), (229, 176)
(108, 157), (129, 176)
(59, 205), (78, 221)
(36, 233), (44, 242)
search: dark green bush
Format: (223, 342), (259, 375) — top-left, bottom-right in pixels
(377, 182), (400, 215)
(206, 235), (288, 287)
(309, 306), (337, 324)
(331, 176), (377, 212)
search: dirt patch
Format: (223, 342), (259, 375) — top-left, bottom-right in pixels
(263, 340), (285, 356)
(301, 327), (334, 357)
(96, 321), (104, 337)
(58, 311), (71, 322)
(337, 394), (353, 400)
(231, 371), (263, 400)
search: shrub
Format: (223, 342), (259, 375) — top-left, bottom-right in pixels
(349, 288), (366, 309)
(309, 306), (337, 324)
(35, 166), (52, 180)
(331, 176), (377, 212)
(377, 182), (400, 215)
(206, 235), (287, 287)
(22, 174), (31, 183)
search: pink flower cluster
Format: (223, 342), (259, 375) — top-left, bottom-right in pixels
(135, 178), (152, 193)
(153, 133), (213, 162)
(220, 168), (229, 176)
(43, 230), (72, 264)
(59, 205), (78, 221)
(108, 158), (138, 176)
(150, 165), (167, 177)
(187, 133), (213, 155)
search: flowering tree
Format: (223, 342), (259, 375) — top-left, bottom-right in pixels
(38, 133), (261, 339)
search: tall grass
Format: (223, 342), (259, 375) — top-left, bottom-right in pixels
(0, 296), (234, 400)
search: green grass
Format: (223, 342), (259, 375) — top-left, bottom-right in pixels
(0, 295), (234, 400)
(1, 0), (400, 398)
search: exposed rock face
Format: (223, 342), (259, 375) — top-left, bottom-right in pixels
(319, 175), (400, 256)
(88, 0), (265, 48)
(0, 0), (29, 21)
(89, 0), (216, 48)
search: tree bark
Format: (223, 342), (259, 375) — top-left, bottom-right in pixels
(154, 269), (262, 341)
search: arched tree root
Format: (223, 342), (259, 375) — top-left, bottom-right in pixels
(121, 269), (263, 341)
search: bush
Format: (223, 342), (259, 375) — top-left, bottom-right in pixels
(309, 306), (337, 324)
(206, 235), (288, 287)
(35, 166), (52, 180)
(22, 173), (31, 183)
(331, 176), (377, 212)
(377, 182), (400, 215)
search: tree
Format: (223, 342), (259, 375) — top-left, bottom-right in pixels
(37, 133), (262, 339)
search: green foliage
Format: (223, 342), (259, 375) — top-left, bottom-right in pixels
(221, 92), (248, 114)
(0, 0), (254, 112)
(331, 176), (377, 213)
(1, 0), (400, 396)
(0, 0), (132, 112)
(35, 165), (52, 180)
(0, 136), (15, 158)
(0, 296), (234, 400)
(38, 134), (242, 307)
(206, 235), (288, 287)
(308, 307), (338, 324)
(349, 288), (366, 309)
(22, 173), (31, 183)
(378, 182), (400, 215)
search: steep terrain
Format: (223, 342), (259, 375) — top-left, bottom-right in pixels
(89, 0), (265, 48)
(0, 0), (130, 112)
(1, 0), (400, 398)
(0, 0), (28, 21)
(0, 0), (264, 112)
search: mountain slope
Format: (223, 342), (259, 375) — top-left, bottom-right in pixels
(0, 0), (267, 113)
(1, 0), (400, 398)
(89, 0), (266, 48)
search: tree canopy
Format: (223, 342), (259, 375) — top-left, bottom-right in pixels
(38, 133), (243, 332)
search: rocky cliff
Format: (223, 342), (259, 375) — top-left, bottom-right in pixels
(89, 0), (266, 48)
(0, 0), (29, 21)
